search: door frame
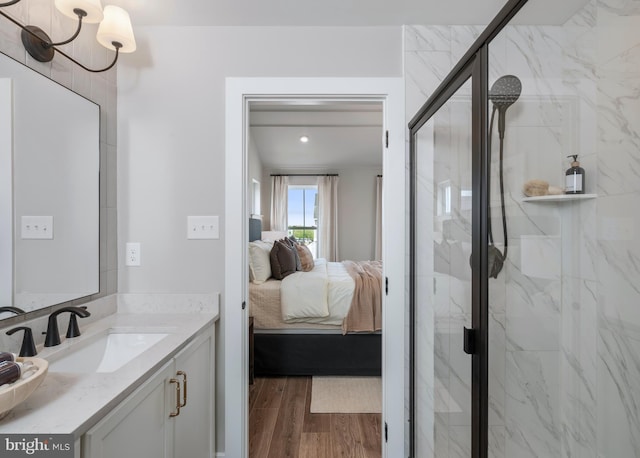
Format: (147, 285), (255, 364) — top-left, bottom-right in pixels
(225, 77), (405, 457)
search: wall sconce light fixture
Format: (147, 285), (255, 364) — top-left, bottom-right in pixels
(0, 0), (135, 72)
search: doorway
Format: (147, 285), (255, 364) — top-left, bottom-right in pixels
(225, 77), (405, 457)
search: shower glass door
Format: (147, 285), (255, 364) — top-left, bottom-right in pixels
(411, 78), (474, 457)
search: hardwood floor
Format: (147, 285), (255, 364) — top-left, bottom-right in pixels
(249, 376), (382, 458)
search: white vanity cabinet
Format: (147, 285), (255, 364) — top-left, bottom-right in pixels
(81, 327), (215, 458)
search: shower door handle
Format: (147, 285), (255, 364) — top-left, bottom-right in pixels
(463, 327), (476, 355)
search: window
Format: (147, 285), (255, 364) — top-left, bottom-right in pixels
(287, 185), (318, 257)
(251, 179), (261, 216)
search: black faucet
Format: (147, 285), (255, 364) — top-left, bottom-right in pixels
(6, 326), (37, 357)
(0, 306), (25, 315)
(45, 306), (91, 347)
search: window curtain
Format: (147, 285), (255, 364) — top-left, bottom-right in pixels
(375, 175), (382, 260)
(317, 175), (339, 261)
(270, 175), (288, 232)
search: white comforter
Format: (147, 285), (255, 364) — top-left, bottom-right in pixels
(280, 259), (355, 325)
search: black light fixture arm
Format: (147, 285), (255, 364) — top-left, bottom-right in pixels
(55, 41), (121, 73)
(0, 9), (122, 72)
(0, 0), (20, 6)
(44, 8), (86, 48)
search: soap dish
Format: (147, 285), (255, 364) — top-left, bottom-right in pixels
(0, 357), (48, 420)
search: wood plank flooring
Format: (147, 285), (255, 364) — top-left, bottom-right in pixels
(249, 376), (382, 458)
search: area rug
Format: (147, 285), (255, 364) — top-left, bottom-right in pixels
(310, 376), (382, 413)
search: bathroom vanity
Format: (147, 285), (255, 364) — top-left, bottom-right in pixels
(0, 306), (218, 458)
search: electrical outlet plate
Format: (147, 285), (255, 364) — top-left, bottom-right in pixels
(21, 215), (53, 239)
(187, 216), (219, 240)
(125, 242), (141, 266)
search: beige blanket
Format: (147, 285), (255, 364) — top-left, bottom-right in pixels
(342, 260), (383, 334)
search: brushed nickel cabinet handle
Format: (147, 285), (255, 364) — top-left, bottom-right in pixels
(169, 378), (181, 417)
(177, 370), (187, 408)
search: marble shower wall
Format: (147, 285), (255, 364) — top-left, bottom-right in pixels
(0, 0), (118, 303)
(405, 0), (640, 455)
(595, 1), (640, 456)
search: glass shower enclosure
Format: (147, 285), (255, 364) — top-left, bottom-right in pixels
(409, 0), (640, 456)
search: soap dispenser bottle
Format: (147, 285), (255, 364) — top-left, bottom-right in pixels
(565, 154), (585, 194)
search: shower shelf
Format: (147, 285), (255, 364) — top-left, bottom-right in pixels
(522, 193), (597, 203)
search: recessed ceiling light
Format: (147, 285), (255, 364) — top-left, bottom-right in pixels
(299, 135), (309, 143)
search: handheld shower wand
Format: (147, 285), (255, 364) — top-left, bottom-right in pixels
(486, 75), (521, 278)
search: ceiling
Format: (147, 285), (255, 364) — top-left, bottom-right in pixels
(249, 101), (383, 170)
(111, 0), (590, 27)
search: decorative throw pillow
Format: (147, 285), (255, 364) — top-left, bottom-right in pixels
(295, 244), (315, 272)
(248, 240), (274, 283)
(270, 240), (297, 280)
(282, 237), (303, 271)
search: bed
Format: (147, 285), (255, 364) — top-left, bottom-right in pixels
(248, 218), (382, 376)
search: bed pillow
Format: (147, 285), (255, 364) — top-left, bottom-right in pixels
(248, 240), (273, 283)
(270, 240), (297, 280)
(295, 244), (315, 272)
(282, 237), (303, 271)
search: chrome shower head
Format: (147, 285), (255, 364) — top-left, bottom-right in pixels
(489, 74), (522, 110)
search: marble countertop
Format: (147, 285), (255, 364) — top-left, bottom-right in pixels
(0, 310), (218, 438)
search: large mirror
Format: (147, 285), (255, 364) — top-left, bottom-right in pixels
(0, 52), (100, 319)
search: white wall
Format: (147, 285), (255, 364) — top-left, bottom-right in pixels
(117, 25), (402, 454)
(337, 167), (381, 261)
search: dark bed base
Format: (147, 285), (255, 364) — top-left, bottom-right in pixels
(254, 333), (382, 376)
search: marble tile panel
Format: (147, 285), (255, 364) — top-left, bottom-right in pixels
(448, 277), (471, 317)
(560, 198), (598, 281)
(596, 78), (640, 174)
(451, 26), (483, 66)
(505, 26), (566, 95)
(505, 253), (561, 316)
(405, 50), (453, 112)
(505, 350), (561, 458)
(596, 6), (640, 65)
(597, 318), (640, 457)
(564, 0), (597, 28)
(449, 425), (471, 457)
(404, 25), (451, 52)
(489, 274), (506, 315)
(489, 426), (506, 458)
(434, 323), (450, 383)
(519, 235), (561, 281)
(506, 313), (560, 351)
(596, 193), (640, 325)
(489, 313), (506, 426)
(447, 317), (472, 427)
(559, 277), (597, 457)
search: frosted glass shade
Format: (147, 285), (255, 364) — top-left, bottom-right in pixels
(55, 0), (104, 24)
(96, 5), (136, 53)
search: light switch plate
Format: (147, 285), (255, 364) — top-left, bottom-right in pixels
(187, 216), (219, 240)
(21, 215), (53, 239)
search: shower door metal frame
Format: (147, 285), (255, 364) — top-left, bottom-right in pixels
(408, 0), (529, 457)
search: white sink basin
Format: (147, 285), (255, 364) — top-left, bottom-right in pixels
(48, 331), (169, 373)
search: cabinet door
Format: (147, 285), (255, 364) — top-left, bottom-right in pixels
(83, 361), (175, 458)
(171, 327), (215, 458)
